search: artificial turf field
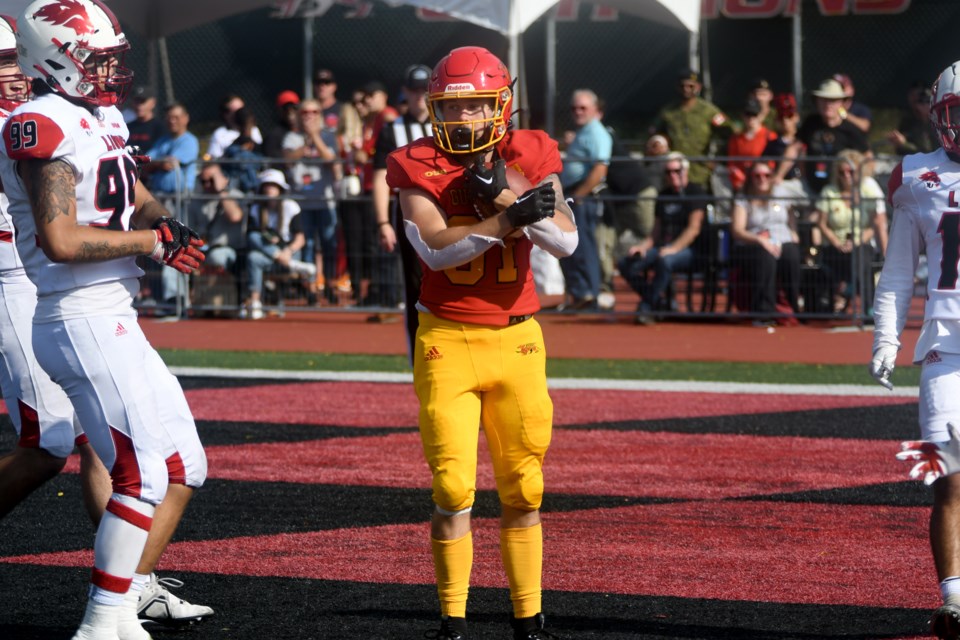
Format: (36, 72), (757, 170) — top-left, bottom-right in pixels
(0, 359), (940, 640)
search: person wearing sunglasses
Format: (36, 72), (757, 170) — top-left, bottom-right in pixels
(730, 162), (802, 324)
(815, 149), (888, 318)
(618, 152), (709, 325)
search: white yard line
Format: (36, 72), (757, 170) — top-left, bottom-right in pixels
(170, 366), (918, 398)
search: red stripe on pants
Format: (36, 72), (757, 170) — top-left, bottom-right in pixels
(105, 499), (153, 532)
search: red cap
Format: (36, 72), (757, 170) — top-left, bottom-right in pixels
(276, 90), (300, 108)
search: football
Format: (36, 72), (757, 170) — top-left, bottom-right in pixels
(474, 166), (534, 218)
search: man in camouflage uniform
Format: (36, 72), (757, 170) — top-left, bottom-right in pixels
(651, 69), (732, 190)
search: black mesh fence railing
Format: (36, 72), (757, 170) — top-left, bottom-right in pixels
(144, 153), (913, 326)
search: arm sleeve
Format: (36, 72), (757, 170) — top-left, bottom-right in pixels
(873, 182), (922, 351)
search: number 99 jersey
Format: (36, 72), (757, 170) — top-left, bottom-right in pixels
(0, 92), (142, 308)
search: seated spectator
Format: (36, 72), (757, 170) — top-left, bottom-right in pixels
(617, 152), (709, 325)
(832, 73), (872, 134)
(765, 92), (814, 247)
(886, 81), (938, 155)
(193, 163), (246, 273)
(207, 93), (263, 160)
(815, 149), (888, 317)
(727, 98), (777, 192)
(798, 77), (870, 195)
(283, 98), (339, 304)
(730, 163), (802, 323)
(241, 169), (317, 319)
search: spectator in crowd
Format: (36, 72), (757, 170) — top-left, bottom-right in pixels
(262, 90), (301, 172)
(559, 88), (610, 311)
(618, 152), (709, 325)
(206, 93), (262, 160)
(764, 92), (813, 248)
(283, 98), (339, 305)
(125, 85), (165, 153)
(798, 77), (871, 195)
(832, 73), (872, 134)
(730, 162), (802, 323)
(141, 102), (200, 310)
(815, 149), (888, 317)
(193, 163), (246, 273)
(651, 68), (732, 189)
(886, 81), (938, 155)
(241, 169), (317, 319)
(142, 102), (199, 196)
(750, 77), (776, 129)
(372, 63), (432, 333)
(341, 79), (398, 308)
(222, 107), (265, 193)
(727, 97), (778, 192)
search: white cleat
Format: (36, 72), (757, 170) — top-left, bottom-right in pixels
(137, 573), (213, 628)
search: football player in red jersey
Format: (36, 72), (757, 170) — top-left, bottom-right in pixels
(0, 2), (209, 638)
(386, 46), (577, 640)
(873, 60), (960, 640)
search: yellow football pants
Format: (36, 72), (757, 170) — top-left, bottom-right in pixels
(413, 312), (553, 514)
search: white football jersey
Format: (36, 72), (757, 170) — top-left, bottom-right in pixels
(874, 148), (960, 361)
(0, 93), (142, 310)
(0, 99), (25, 281)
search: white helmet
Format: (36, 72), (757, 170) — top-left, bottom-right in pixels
(931, 60), (960, 157)
(17, 0), (132, 107)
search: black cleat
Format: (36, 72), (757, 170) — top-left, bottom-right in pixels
(932, 603), (960, 640)
(512, 612), (561, 639)
(424, 615), (467, 639)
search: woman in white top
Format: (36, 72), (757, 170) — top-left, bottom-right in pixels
(816, 148), (888, 316)
(731, 162), (802, 319)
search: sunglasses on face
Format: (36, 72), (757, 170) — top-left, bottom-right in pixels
(665, 167), (684, 175)
(752, 172), (772, 179)
(315, 78), (334, 85)
(301, 109), (321, 115)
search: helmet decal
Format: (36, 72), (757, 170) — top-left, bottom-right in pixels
(33, 0), (95, 36)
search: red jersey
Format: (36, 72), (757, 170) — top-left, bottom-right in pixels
(387, 130), (562, 326)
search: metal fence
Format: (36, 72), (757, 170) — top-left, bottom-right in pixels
(142, 152), (911, 326)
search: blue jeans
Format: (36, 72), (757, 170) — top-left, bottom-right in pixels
(300, 205), (337, 286)
(618, 246), (694, 311)
(245, 231), (303, 297)
(559, 197), (601, 301)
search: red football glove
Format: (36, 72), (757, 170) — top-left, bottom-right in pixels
(149, 217), (205, 273)
(896, 423), (960, 485)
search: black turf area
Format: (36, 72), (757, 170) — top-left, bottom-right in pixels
(0, 379), (934, 639)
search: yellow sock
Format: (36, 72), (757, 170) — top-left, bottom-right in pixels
(500, 523), (542, 618)
(432, 531), (473, 618)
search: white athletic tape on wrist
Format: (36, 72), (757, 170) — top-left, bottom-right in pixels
(148, 231), (165, 263)
(524, 218), (579, 258)
(404, 219), (502, 271)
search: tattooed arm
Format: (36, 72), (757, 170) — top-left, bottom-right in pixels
(19, 159), (156, 263)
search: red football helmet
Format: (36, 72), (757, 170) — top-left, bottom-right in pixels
(17, 0), (132, 107)
(931, 61), (960, 157)
(0, 15), (28, 104)
(428, 46), (513, 154)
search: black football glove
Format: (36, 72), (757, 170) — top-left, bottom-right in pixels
(464, 156), (508, 202)
(149, 217), (205, 273)
(504, 185), (556, 228)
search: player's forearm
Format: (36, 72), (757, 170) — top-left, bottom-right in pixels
(131, 182), (171, 229)
(39, 225), (156, 263)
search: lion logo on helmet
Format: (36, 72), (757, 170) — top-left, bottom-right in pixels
(34, 0), (95, 36)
